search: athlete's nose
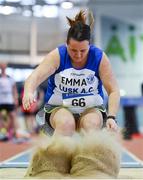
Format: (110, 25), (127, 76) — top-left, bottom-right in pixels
(75, 51), (81, 58)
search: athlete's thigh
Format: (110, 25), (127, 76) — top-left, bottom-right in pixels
(49, 107), (75, 129)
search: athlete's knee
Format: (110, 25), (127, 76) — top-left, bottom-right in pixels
(51, 108), (76, 135)
(80, 112), (103, 131)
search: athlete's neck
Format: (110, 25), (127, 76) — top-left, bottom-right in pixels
(71, 57), (88, 69)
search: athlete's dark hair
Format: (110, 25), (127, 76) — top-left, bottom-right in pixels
(66, 10), (94, 44)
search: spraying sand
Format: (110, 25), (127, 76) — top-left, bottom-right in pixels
(25, 129), (121, 178)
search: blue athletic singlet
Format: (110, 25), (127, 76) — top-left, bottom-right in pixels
(45, 44), (104, 113)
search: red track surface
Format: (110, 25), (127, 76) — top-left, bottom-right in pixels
(0, 140), (32, 161)
(122, 136), (143, 161)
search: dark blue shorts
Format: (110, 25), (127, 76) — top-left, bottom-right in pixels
(0, 104), (16, 112)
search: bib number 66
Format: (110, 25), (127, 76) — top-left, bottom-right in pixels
(72, 98), (86, 107)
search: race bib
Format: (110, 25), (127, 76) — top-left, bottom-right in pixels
(62, 93), (99, 108)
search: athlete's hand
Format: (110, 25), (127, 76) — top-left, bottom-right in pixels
(106, 118), (118, 132)
(22, 92), (36, 110)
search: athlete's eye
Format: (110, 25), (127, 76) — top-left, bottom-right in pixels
(71, 49), (77, 53)
(80, 50), (86, 53)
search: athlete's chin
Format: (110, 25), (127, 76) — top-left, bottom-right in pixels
(73, 59), (83, 63)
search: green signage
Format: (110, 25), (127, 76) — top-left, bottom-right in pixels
(105, 35), (126, 62)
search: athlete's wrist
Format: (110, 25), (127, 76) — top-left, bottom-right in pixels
(107, 115), (117, 123)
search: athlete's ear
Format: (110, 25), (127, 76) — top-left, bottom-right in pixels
(66, 43), (69, 49)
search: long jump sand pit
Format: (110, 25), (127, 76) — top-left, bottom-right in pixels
(0, 129), (143, 179)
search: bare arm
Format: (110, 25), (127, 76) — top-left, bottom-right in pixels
(99, 53), (120, 130)
(23, 48), (60, 110)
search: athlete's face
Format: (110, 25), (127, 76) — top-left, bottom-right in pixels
(0, 63), (7, 73)
(67, 38), (89, 64)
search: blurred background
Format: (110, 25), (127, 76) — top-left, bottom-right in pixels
(0, 0), (143, 154)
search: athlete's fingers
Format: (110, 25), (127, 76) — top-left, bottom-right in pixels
(22, 93), (36, 110)
(22, 98), (31, 110)
(29, 98), (36, 105)
(106, 120), (111, 129)
(110, 123), (118, 132)
(23, 101), (30, 110)
(106, 123), (111, 130)
(106, 120), (118, 132)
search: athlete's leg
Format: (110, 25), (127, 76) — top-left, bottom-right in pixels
(79, 108), (103, 132)
(8, 110), (18, 135)
(49, 108), (76, 136)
